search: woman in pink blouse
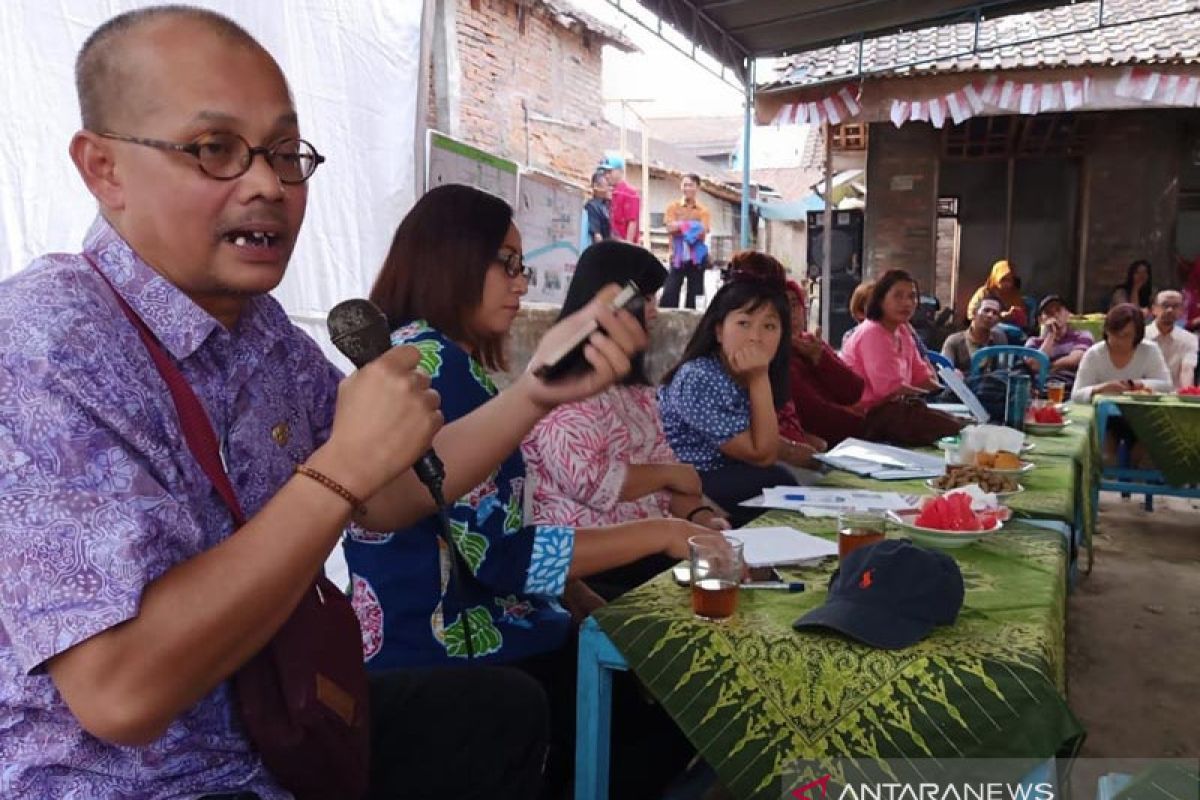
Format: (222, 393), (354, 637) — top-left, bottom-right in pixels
(523, 241), (728, 535)
(842, 269), (941, 406)
(841, 270), (964, 444)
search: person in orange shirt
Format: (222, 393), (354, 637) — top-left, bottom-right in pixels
(661, 173), (712, 309)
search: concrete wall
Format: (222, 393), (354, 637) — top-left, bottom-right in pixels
(495, 304), (702, 388)
(1080, 111), (1188, 309)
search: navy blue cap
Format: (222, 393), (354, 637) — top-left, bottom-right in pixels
(792, 539), (965, 650)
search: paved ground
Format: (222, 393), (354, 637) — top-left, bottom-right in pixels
(1067, 493), (1200, 758)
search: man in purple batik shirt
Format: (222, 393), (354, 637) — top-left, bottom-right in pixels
(0, 7), (648, 800)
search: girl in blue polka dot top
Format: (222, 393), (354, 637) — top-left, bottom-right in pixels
(658, 256), (796, 525)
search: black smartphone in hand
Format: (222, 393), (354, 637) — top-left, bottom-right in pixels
(533, 282), (644, 381)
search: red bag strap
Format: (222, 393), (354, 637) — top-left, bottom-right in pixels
(84, 255), (247, 527)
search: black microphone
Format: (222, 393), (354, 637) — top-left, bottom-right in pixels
(326, 299), (446, 497)
(327, 299), (473, 658)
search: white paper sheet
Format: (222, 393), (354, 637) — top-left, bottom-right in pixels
(725, 526), (839, 567)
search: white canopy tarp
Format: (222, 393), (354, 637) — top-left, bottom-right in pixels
(0, 0), (428, 371)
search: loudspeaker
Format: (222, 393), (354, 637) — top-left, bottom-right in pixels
(806, 209), (864, 281)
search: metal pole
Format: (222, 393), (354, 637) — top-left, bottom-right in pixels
(740, 59), (754, 249)
(821, 123), (835, 341)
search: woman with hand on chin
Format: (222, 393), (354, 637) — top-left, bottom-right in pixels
(659, 253), (795, 526)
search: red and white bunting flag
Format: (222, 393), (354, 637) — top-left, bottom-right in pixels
(964, 82), (986, 113)
(1115, 67), (1137, 98)
(838, 87), (862, 117)
(1180, 76), (1200, 107)
(771, 103), (792, 126)
(1140, 71), (1161, 101)
(806, 101), (821, 124)
(911, 100), (928, 122)
(980, 75), (1001, 105)
(1161, 74), (1182, 105)
(823, 96), (843, 125)
(1062, 80), (1083, 110)
(929, 97), (947, 128)
(946, 90), (969, 124)
(1018, 83), (1039, 114)
(1040, 83), (1062, 112)
(998, 80), (1017, 110)
(1083, 76), (1092, 103)
(890, 99), (909, 128)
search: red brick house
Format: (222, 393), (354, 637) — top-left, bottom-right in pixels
(427, 0), (635, 185)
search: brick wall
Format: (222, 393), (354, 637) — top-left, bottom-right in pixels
(441, 0), (611, 185)
(863, 123), (939, 288)
(1081, 111), (1185, 308)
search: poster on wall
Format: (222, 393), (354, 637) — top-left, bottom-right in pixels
(514, 169), (585, 305)
(425, 130), (519, 207)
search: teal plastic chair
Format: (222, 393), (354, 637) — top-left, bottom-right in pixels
(969, 345), (1051, 390)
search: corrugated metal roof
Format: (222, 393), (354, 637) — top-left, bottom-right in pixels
(761, 0), (1200, 89)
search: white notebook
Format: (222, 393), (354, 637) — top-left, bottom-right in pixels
(726, 526), (839, 567)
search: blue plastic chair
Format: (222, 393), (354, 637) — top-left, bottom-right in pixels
(927, 351), (953, 371)
(969, 345), (1051, 390)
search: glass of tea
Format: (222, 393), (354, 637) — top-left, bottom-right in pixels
(688, 534), (743, 622)
(1046, 379), (1066, 405)
(837, 511), (886, 561)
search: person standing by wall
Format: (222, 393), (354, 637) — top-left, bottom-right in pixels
(603, 153), (640, 244)
(579, 168), (611, 252)
(660, 173), (711, 310)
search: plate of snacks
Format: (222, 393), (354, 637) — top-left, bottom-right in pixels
(887, 493), (1008, 549)
(926, 465), (1024, 499)
(1121, 387), (1162, 401)
(1176, 387), (1200, 404)
(972, 450), (1035, 475)
(1025, 404), (1071, 434)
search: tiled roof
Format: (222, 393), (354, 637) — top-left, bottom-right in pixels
(762, 0), (1200, 90)
(541, 0), (638, 52)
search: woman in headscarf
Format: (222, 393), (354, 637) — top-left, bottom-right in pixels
(967, 260), (1028, 329)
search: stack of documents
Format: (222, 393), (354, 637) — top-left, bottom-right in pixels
(813, 438), (944, 480)
(726, 526), (838, 567)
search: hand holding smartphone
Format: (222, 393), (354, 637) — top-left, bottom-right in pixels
(533, 282), (644, 381)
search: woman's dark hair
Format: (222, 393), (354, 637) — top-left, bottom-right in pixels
(662, 278), (792, 410)
(866, 269), (918, 322)
(1121, 259), (1153, 308)
(723, 250), (786, 287)
(848, 280), (875, 321)
(557, 240), (666, 386)
(370, 184), (514, 370)
(1104, 302), (1146, 346)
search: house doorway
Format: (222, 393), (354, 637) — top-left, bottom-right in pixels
(936, 114), (1089, 320)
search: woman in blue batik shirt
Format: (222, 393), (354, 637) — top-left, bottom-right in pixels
(343, 184), (700, 797)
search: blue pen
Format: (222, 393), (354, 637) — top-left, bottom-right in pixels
(782, 494), (849, 504)
(743, 581), (806, 592)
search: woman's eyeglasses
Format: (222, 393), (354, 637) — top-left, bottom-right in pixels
(494, 251), (531, 280)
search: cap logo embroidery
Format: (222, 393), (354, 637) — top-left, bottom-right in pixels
(859, 569), (874, 589)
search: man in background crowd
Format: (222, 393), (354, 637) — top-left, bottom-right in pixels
(580, 167), (611, 251)
(1025, 294), (1092, 387)
(603, 153), (640, 244)
(940, 294), (1006, 372)
(1145, 289), (1198, 388)
(660, 173), (711, 309)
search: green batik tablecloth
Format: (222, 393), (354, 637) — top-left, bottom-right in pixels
(593, 510), (1085, 800)
(1106, 397), (1200, 486)
(1070, 315), (1106, 343)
